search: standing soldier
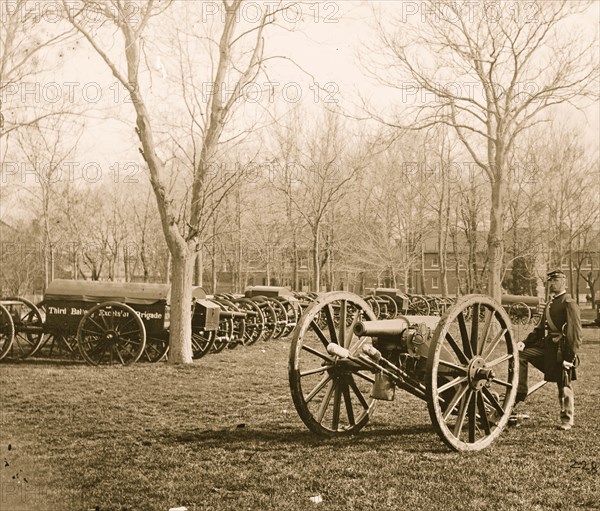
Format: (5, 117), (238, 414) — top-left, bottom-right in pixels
(513, 270), (582, 430)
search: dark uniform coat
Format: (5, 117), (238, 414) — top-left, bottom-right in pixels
(523, 293), (582, 382)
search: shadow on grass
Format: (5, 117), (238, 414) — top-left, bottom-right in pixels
(0, 357), (83, 366)
(156, 423), (449, 452)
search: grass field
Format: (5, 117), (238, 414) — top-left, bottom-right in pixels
(1, 328), (599, 511)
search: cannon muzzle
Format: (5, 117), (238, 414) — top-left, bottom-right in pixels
(353, 318), (410, 337)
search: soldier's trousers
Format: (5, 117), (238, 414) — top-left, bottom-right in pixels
(517, 346), (574, 426)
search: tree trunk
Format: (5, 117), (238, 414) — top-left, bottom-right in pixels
(193, 249), (203, 287)
(487, 176), (505, 302)
(292, 240), (299, 291)
(419, 243), (426, 294)
(312, 224), (320, 292)
(168, 250), (194, 364)
(211, 247), (217, 293)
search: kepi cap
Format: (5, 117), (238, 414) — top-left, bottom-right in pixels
(547, 270), (566, 280)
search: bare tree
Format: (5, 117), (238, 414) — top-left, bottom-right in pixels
(63, 0), (298, 363)
(272, 109), (368, 291)
(12, 117), (82, 289)
(1, 0), (75, 147)
(365, 0), (599, 300)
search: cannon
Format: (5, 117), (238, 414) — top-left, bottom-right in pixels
(501, 294), (544, 325)
(288, 291), (519, 451)
(245, 286), (302, 339)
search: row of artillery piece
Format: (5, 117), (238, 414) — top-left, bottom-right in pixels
(0, 282), (499, 365)
(0, 282), (546, 451)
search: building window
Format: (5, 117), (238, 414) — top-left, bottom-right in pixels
(432, 277), (439, 289)
(299, 253), (308, 269)
(432, 254), (439, 267)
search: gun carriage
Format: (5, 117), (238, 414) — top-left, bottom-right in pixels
(288, 291), (519, 451)
(501, 294), (544, 325)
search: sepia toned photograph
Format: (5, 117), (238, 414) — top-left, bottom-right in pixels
(1, 1), (599, 510)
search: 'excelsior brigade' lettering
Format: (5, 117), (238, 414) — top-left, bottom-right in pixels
(136, 311), (163, 321)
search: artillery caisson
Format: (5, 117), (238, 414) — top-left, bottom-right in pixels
(42, 279), (172, 365)
(288, 291), (519, 451)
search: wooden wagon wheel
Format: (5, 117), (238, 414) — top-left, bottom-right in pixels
(408, 295), (430, 315)
(140, 334), (169, 363)
(363, 295), (381, 319)
(26, 301), (78, 360)
(426, 295), (518, 451)
(378, 295), (398, 319)
(0, 297), (43, 359)
(252, 298), (277, 342)
(261, 297), (287, 339)
(211, 317), (233, 353)
(508, 302), (531, 325)
(192, 329), (215, 359)
(209, 298), (234, 354)
(235, 298), (265, 346)
(77, 302), (146, 366)
(275, 297), (300, 338)
(212, 298), (246, 350)
(0, 303), (15, 361)
(289, 291), (377, 436)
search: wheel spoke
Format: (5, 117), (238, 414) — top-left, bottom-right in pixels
(86, 316), (106, 334)
(323, 304), (338, 344)
(342, 380), (356, 426)
(348, 377), (370, 410)
(331, 379), (343, 430)
(301, 343), (333, 363)
(344, 311), (360, 348)
(310, 320), (331, 348)
(453, 389), (473, 438)
(481, 387), (505, 416)
(468, 393), (477, 443)
(470, 303), (480, 355)
(445, 332), (469, 365)
(114, 346), (126, 365)
(457, 312), (472, 359)
(337, 300), (347, 348)
(482, 328), (508, 360)
(491, 378), (513, 389)
(438, 359), (467, 374)
(438, 376), (468, 394)
(300, 364), (333, 377)
(442, 383), (469, 420)
(486, 353), (513, 368)
(304, 374), (333, 403)
(477, 309), (494, 355)
(118, 329), (143, 337)
(316, 380), (335, 422)
(476, 392), (491, 435)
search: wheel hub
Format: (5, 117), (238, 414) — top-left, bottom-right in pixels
(467, 356), (495, 390)
(104, 331), (118, 343)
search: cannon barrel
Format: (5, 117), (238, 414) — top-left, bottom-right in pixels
(353, 318), (410, 337)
